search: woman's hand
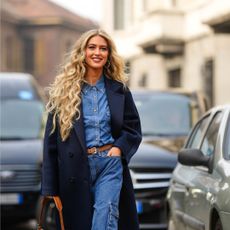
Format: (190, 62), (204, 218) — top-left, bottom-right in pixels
(107, 147), (121, 157)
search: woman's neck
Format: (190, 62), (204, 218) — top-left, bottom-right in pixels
(85, 69), (103, 85)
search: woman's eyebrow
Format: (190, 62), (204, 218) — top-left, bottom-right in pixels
(87, 43), (108, 47)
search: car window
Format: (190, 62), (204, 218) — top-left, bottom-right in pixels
(0, 76), (46, 140)
(134, 93), (191, 136)
(200, 112), (223, 157)
(186, 115), (210, 148)
(0, 99), (45, 140)
(0, 78), (40, 100)
(224, 114), (230, 160)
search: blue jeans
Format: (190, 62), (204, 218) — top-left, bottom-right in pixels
(88, 151), (123, 230)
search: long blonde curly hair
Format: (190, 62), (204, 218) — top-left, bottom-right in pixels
(46, 29), (128, 141)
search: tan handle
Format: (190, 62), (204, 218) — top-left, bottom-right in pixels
(37, 196), (65, 230)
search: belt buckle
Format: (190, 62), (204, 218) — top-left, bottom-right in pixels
(93, 147), (98, 154)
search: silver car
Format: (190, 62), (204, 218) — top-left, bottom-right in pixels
(167, 105), (230, 230)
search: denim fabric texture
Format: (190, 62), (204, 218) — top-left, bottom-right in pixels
(82, 75), (122, 229)
(88, 151), (123, 230)
(81, 75), (114, 148)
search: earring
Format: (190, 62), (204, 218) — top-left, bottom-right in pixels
(106, 60), (111, 69)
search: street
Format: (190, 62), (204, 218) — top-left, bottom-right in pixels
(2, 220), (166, 230)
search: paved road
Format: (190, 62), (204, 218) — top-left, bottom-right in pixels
(2, 219), (166, 230)
(2, 219), (36, 230)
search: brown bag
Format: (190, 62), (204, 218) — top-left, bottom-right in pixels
(37, 196), (65, 230)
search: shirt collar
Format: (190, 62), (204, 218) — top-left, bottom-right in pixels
(95, 75), (105, 92)
(82, 75), (105, 94)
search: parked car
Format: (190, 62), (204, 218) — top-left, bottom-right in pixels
(0, 72), (46, 222)
(167, 105), (230, 230)
(129, 89), (209, 229)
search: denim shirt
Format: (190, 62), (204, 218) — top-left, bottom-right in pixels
(81, 76), (114, 148)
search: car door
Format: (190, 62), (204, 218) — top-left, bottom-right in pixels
(170, 114), (211, 229)
(184, 111), (224, 230)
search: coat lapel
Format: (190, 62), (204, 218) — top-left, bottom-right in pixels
(105, 77), (125, 137)
(73, 106), (87, 152)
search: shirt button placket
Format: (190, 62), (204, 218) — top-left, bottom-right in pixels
(93, 88), (99, 146)
(93, 88), (97, 113)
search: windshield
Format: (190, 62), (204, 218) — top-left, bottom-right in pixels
(134, 93), (191, 136)
(0, 99), (45, 140)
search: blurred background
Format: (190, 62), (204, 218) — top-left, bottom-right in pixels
(1, 0), (230, 229)
(1, 0), (230, 105)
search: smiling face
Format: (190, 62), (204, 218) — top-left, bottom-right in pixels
(85, 35), (109, 72)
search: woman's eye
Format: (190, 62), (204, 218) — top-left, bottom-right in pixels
(87, 46), (108, 52)
(100, 47), (108, 51)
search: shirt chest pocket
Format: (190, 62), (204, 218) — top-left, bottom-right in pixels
(82, 97), (95, 116)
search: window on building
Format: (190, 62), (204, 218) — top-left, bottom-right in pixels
(113, 0), (124, 30)
(168, 68), (181, 87)
(35, 39), (45, 75)
(6, 37), (13, 70)
(24, 37), (34, 73)
(202, 59), (214, 106)
(139, 74), (147, 87)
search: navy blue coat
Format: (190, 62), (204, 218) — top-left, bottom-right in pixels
(41, 77), (142, 230)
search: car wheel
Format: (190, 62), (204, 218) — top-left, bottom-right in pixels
(214, 219), (223, 230)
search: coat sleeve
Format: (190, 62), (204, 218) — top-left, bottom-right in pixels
(41, 112), (59, 196)
(113, 88), (142, 165)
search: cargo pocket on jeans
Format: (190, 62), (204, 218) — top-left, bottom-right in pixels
(107, 202), (119, 230)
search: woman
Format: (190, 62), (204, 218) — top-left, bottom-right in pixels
(41, 29), (142, 230)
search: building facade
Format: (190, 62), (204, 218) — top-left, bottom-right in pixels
(101, 0), (230, 106)
(1, 0), (97, 87)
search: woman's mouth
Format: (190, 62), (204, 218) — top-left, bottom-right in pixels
(92, 57), (103, 63)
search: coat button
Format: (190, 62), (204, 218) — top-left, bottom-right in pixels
(68, 152), (74, 158)
(69, 177), (76, 183)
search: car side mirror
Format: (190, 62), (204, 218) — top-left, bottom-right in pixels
(178, 148), (211, 169)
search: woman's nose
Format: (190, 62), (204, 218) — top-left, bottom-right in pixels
(94, 48), (100, 54)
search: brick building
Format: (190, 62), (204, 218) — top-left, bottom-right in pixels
(1, 0), (97, 87)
